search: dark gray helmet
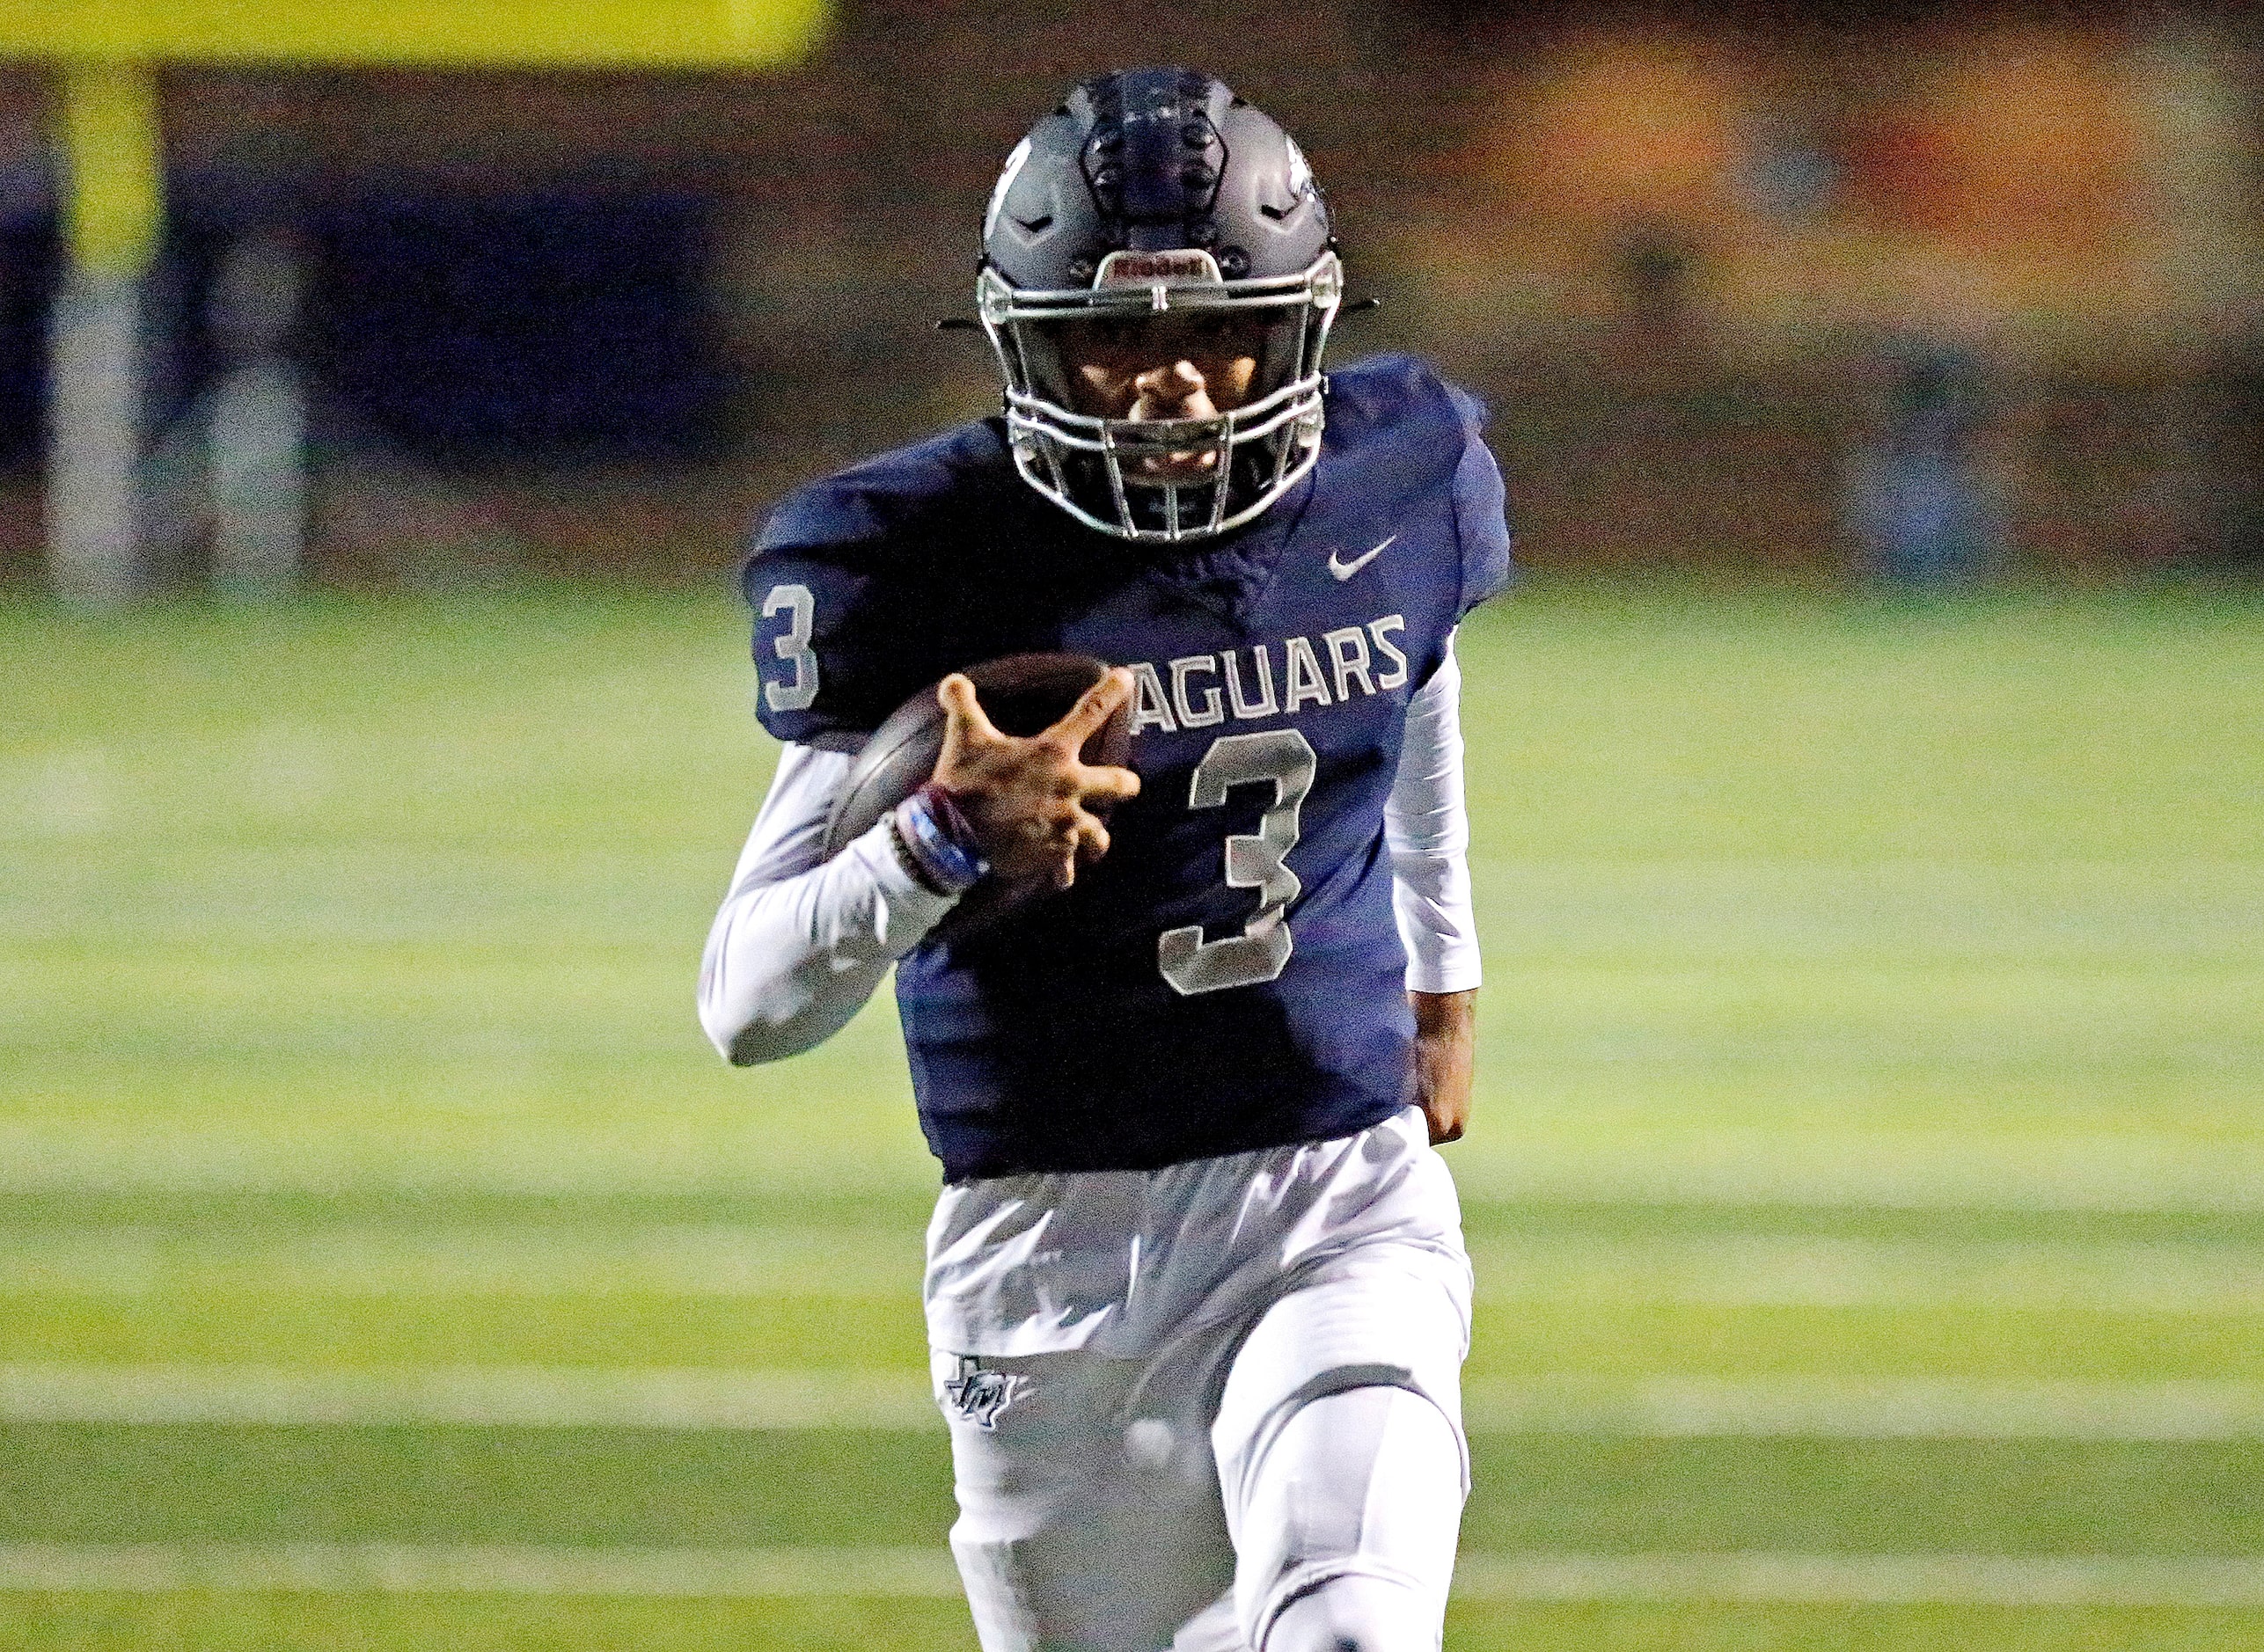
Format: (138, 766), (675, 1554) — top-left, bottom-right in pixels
(978, 69), (1344, 542)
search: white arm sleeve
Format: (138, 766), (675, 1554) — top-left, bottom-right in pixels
(1387, 637), (1483, 994)
(697, 743), (961, 1066)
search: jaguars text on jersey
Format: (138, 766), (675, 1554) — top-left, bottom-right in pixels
(747, 354), (1509, 1178)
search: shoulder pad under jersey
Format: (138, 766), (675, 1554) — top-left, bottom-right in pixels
(1323, 355), (1515, 616)
(743, 421), (1021, 746)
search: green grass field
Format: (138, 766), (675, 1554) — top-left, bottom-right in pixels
(2, 578), (2260, 1650)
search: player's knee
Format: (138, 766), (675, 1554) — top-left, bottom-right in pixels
(1251, 1380), (1467, 1543)
(1264, 1572), (1439, 1652)
(1237, 1385), (1462, 1652)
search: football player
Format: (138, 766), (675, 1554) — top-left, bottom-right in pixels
(700, 68), (1510, 1652)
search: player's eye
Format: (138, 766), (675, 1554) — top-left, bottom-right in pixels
(1063, 319), (1141, 355)
(1186, 311), (1286, 352)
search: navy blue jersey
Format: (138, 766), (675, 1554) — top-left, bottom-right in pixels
(745, 355), (1513, 1180)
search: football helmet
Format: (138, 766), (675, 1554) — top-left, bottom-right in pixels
(978, 69), (1342, 542)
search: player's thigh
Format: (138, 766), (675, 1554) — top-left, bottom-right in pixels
(934, 1348), (1234, 1652)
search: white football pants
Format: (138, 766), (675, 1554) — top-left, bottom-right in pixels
(927, 1114), (1471, 1652)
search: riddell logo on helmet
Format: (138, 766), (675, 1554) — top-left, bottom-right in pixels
(1094, 250), (1223, 289)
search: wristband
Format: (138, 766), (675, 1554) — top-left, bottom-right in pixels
(885, 810), (949, 895)
(916, 784), (984, 860)
(891, 784), (989, 895)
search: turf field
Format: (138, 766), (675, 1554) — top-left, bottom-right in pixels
(2, 577), (2260, 1651)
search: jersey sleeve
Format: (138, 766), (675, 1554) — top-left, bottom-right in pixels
(1446, 384), (1515, 617)
(742, 425), (1015, 748)
(746, 458), (956, 747)
(743, 540), (884, 749)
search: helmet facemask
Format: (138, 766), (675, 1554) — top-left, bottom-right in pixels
(978, 249), (1343, 543)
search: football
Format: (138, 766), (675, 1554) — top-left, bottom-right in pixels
(820, 651), (1133, 936)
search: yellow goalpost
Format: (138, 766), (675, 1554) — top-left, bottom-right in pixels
(2, 0), (830, 600)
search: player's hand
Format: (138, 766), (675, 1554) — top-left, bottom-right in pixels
(1410, 989), (1476, 1145)
(932, 669), (1141, 889)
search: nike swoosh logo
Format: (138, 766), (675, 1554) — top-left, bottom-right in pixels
(1328, 534), (1397, 581)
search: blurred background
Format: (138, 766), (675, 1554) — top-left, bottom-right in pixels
(4, 0), (2264, 590)
(3, 4), (2262, 1651)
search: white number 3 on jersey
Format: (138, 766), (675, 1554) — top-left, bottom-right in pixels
(761, 584), (820, 713)
(1158, 729), (1315, 996)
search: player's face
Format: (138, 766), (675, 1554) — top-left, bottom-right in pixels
(1055, 310), (1278, 481)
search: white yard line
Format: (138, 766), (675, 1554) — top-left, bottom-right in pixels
(1472, 1234), (2264, 1316)
(5, 1227), (2261, 1316)
(1448, 1552), (2264, 1609)
(10, 1364), (2264, 1441)
(0, 1226), (918, 1300)
(0, 1543), (961, 1598)
(0, 1365), (936, 1430)
(1461, 1377), (2264, 1442)
(1, 1544), (2260, 1608)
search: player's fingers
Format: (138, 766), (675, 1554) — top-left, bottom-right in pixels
(935, 674), (1003, 747)
(1071, 812), (1111, 864)
(1044, 667), (1133, 748)
(1076, 762), (1141, 804)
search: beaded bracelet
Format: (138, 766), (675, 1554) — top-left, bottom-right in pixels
(886, 809), (951, 895)
(890, 784), (988, 895)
